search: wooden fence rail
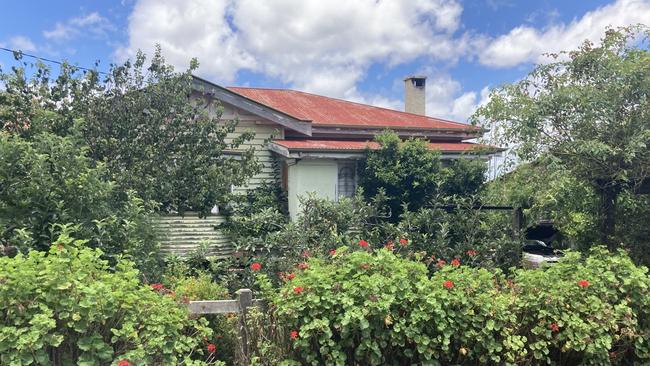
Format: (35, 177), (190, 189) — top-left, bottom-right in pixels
(187, 289), (263, 315)
(187, 289), (263, 362)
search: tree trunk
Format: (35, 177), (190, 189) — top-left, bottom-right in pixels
(599, 185), (619, 251)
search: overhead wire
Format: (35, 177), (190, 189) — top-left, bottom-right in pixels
(0, 46), (108, 75)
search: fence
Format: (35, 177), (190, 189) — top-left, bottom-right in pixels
(187, 289), (263, 362)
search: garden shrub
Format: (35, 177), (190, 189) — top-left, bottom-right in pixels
(358, 131), (486, 220)
(0, 230), (217, 366)
(0, 133), (164, 279)
(265, 245), (650, 365)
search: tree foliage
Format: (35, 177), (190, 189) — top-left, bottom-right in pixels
(82, 49), (259, 215)
(0, 47), (260, 273)
(473, 25), (650, 247)
(1, 47), (259, 216)
(358, 131), (486, 219)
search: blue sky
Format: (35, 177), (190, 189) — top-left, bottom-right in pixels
(1, 0), (648, 122)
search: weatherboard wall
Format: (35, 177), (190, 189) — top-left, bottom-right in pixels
(155, 99), (284, 256)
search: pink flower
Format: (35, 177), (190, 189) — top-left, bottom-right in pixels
(118, 360), (132, 366)
(329, 249), (337, 255)
(549, 322), (560, 333)
(290, 330), (299, 339)
(451, 258), (461, 266)
(359, 239), (369, 248)
(298, 262), (309, 270)
(436, 259), (446, 268)
(578, 280), (590, 288)
(207, 343), (216, 353)
(399, 238), (408, 246)
(466, 250), (478, 256)
(443, 280), (454, 289)
(250, 262), (262, 271)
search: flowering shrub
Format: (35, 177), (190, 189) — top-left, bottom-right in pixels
(0, 231), (220, 366)
(265, 246), (650, 365)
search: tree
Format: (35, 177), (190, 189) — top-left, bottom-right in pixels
(82, 49), (260, 215)
(358, 131), (486, 219)
(472, 25), (650, 250)
(1, 47), (259, 216)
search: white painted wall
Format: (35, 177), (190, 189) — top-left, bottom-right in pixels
(287, 159), (338, 220)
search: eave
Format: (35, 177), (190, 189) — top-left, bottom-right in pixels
(192, 76), (312, 136)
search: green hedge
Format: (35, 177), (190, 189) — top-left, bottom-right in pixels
(0, 231), (218, 366)
(263, 245), (650, 365)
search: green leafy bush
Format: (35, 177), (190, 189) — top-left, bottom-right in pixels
(265, 246), (650, 365)
(0, 133), (164, 278)
(358, 131), (486, 219)
(0, 230), (215, 366)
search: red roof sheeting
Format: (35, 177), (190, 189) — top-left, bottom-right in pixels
(272, 139), (490, 153)
(228, 87), (479, 131)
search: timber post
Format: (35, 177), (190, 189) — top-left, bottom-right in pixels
(236, 289), (253, 362)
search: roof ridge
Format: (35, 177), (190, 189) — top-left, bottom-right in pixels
(227, 86), (475, 129)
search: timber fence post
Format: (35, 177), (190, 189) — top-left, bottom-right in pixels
(236, 289), (253, 363)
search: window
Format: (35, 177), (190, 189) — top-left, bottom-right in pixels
(337, 162), (357, 199)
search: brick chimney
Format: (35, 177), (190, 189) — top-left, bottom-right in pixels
(404, 76), (426, 116)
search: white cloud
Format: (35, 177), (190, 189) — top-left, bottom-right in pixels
(6, 36), (37, 52)
(116, 0), (470, 92)
(44, 12), (115, 41)
(479, 0), (650, 68)
(115, 0), (255, 82)
(425, 74), (490, 122)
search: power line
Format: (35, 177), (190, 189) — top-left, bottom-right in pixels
(0, 46), (108, 75)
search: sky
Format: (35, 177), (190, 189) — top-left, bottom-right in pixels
(1, 0), (649, 123)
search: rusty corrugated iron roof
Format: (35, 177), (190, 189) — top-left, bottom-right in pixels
(228, 87), (479, 131)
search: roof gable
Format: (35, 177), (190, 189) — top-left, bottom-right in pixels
(192, 76), (312, 136)
(228, 87), (480, 132)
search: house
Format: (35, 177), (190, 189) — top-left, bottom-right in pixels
(155, 75), (498, 256)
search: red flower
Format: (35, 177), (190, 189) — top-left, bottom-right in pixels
(150, 283), (164, 291)
(250, 262), (262, 271)
(298, 262), (309, 270)
(118, 360), (132, 366)
(451, 258), (461, 266)
(466, 250), (478, 256)
(436, 259), (446, 268)
(290, 330), (299, 339)
(359, 239), (369, 248)
(329, 249), (337, 255)
(549, 322), (560, 333)
(384, 241), (394, 250)
(287, 272), (296, 280)
(207, 343), (216, 353)
(293, 286), (304, 294)
(578, 280), (590, 288)
(443, 280), (454, 289)
(399, 238), (408, 246)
